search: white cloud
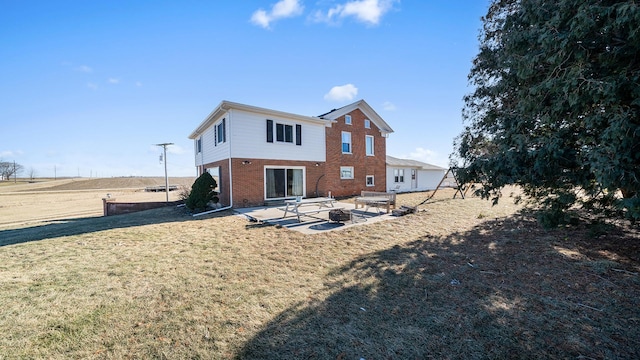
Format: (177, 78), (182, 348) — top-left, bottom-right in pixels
(107, 78), (120, 84)
(168, 145), (186, 155)
(382, 101), (396, 111)
(403, 147), (449, 167)
(251, 0), (304, 29)
(324, 84), (358, 102)
(76, 65), (93, 73)
(0, 150), (20, 158)
(87, 82), (98, 90)
(314, 0), (396, 26)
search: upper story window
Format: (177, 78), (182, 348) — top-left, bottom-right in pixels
(345, 115), (352, 125)
(365, 135), (374, 156)
(276, 123), (293, 143)
(266, 120), (302, 145)
(215, 118), (226, 146)
(341, 131), (352, 153)
(196, 137), (202, 153)
(364, 119), (371, 129)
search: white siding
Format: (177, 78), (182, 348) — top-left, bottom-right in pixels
(387, 167), (411, 192)
(386, 167), (447, 193)
(195, 111), (231, 166)
(417, 169), (447, 190)
(229, 109), (326, 161)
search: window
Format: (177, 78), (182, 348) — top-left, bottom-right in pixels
(345, 115), (352, 125)
(266, 120), (273, 142)
(340, 166), (354, 179)
(206, 167), (221, 193)
(364, 119), (371, 129)
(366, 175), (375, 186)
(365, 135), (374, 156)
(196, 137), (202, 153)
(394, 169), (405, 183)
(276, 123), (286, 142)
(342, 131), (351, 153)
(215, 118), (226, 145)
(268, 120), (300, 145)
(265, 167), (304, 199)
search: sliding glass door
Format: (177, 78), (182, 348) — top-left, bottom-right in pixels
(265, 167), (304, 200)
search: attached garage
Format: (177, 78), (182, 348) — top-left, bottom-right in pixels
(386, 155), (447, 193)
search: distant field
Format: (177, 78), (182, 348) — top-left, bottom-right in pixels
(0, 177), (195, 228)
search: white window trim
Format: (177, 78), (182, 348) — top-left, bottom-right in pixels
(365, 135), (374, 156)
(215, 119), (226, 145)
(263, 165), (306, 200)
(364, 119), (371, 129)
(342, 131), (352, 154)
(340, 166), (354, 180)
(366, 175), (375, 186)
(394, 168), (405, 183)
(345, 115), (352, 125)
(275, 123), (294, 143)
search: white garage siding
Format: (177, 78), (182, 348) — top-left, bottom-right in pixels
(386, 156), (447, 193)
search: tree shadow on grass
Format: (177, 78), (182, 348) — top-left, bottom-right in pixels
(237, 215), (640, 359)
(0, 207), (232, 247)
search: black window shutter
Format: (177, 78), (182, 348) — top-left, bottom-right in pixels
(266, 120), (273, 142)
(214, 125), (217, 146)
(296, 124), (302, 145)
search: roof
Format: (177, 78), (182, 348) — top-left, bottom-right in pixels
(318, 99), (394, 136)
(386, 155), (447, 170)
(189, 100), (330, 139)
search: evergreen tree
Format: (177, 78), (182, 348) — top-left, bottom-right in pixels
(185, 172), (218, 211)
(455, 0), (640, 225)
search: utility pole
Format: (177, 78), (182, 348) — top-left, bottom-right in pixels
(155, 143), (173, 203)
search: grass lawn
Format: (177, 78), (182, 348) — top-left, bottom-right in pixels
(0, 189), (638, 359)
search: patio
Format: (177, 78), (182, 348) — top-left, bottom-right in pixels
(233, 200), (396, 234)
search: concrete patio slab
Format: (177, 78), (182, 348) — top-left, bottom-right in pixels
(233, 201), (395, 234)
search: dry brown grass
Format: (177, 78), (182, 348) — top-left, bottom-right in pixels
(0, 183), (638, 359)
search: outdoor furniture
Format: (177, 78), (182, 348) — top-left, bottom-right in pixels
(328, 209), (351, 223)
(281, 197), (338, 222)
(392, 205), (417, 216)
(354, 191), (396, 214)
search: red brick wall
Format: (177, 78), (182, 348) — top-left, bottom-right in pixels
(230, 158), (326, 208)
(201, 159), (230, 206)
(324, 109), (387, 197)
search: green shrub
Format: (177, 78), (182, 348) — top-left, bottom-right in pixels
(185, 172), (217, 211)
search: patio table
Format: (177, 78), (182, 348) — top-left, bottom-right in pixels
(282, 197), (338, 222)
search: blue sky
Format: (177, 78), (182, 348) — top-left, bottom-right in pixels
(1, 0), (489, 178)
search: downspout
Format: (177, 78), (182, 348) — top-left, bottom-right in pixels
(315, 173), (325, 197)
(192, 205), (233, 217)
(228, 157), (233, 208)
(227, 110), (233, 208)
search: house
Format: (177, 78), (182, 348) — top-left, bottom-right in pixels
(386, 155), (447, 193)
(189, 100), (393, 208)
